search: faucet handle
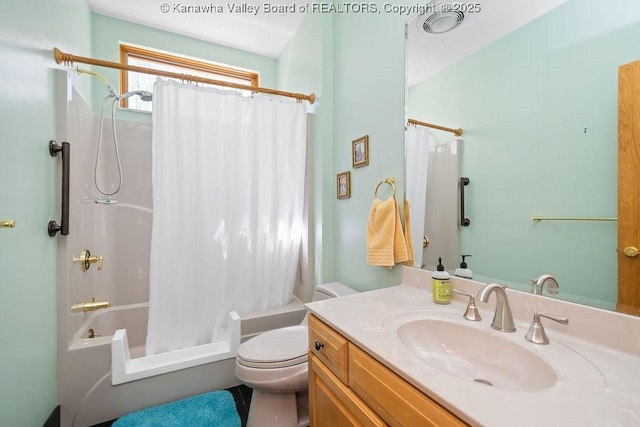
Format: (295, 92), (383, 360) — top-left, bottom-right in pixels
(451, 288), (482, 321)
(73, 249), (104, 271)
(525, 312), (569, 345)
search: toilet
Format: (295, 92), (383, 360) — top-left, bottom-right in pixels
(235, 282), (357, 427)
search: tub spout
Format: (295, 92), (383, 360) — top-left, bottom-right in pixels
(71, 298), (110, 313)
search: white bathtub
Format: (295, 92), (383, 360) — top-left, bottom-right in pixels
(60, 299), (306, 426)
(69, 302), (148, 354)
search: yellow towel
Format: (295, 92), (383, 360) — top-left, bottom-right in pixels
(403, 198), (415, 266)
(392, 197), (409, 265)
(367, 196), (409, 268)
(367, 197), (396, 267)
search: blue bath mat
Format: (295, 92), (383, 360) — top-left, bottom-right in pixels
(112, 390), (241, 427)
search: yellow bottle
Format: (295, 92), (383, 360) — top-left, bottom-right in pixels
(432, 257), (451, 304)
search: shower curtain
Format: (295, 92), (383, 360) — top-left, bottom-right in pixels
(405, 125), (431, 268)
(423, 139), (461, 271)
(146, 80), (307, 355)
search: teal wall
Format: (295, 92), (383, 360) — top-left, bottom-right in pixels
(408, 0), (640, 307)
(331, 4), (409, 291)
(277, 13), (336, 286)
(0, 1), (92, 425)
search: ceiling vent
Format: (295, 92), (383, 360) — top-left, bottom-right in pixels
(419, 2), (465, 34)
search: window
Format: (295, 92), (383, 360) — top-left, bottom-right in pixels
(119, 44), (260, 111)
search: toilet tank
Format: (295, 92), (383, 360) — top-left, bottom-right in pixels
(312, 282), (358, 301)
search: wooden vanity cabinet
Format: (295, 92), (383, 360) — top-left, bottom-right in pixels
(308, 314), (468, 427)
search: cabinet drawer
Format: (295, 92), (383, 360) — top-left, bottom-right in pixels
(309, 314), (349, 383)
(349, 345), (468, 427)
(310, 354), (387, 427)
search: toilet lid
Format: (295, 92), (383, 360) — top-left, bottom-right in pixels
(237, 325), (309, 369)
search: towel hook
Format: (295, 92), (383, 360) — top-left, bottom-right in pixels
(375, 178), (396, 199)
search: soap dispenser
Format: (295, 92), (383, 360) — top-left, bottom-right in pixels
(432, 257), (451, 304)
(454, 255), (473, 279)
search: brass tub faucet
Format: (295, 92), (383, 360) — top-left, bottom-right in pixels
(71, 298), (110, 313)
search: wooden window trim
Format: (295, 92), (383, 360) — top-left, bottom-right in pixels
(119, 44), (259, 108)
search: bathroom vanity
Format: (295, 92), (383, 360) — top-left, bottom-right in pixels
(308, 314), (466, 426)
(306, 267), (640, 426)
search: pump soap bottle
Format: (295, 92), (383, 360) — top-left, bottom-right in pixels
(454, 255), (473, 279)
(432, 257), (451, 304)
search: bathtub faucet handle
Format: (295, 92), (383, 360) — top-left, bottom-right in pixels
(73, 248), (104, 271)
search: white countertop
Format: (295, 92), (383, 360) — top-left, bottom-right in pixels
(306, 281), (640, 426)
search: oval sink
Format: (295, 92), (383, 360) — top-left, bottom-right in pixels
(396, 318), (557, 391)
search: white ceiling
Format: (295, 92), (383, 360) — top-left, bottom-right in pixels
(88, 0), (308, 58)
(406, 0), (568, 86)
(89, 0), (567, 82)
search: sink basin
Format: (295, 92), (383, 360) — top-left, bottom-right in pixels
(395, 318), (557, 391)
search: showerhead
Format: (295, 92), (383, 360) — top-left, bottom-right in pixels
(120, 90), (153, 102)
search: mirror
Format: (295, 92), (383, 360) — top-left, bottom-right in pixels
(405, 0), (640, 313)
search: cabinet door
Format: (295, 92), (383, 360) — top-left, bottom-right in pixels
(310, 354), (386, 427)
(349, 345), (468, 427)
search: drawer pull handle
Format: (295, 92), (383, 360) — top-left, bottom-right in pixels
(314, 341), (324, 351)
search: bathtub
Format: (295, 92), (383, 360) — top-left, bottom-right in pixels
(59, 299), (307, 427)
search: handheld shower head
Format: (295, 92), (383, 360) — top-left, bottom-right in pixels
(120, 90), (153, 102)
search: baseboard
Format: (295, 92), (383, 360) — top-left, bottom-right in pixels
(42, 405), (60, 427)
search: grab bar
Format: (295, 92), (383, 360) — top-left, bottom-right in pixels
(48, 140), (70, 236)
(460, 177), (470, 227)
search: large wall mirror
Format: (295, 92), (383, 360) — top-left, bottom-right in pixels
(405, 0), (640, 314)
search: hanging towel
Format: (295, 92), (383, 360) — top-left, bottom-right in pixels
(367, 197), (396, 267)
(392, 197), (410, 265)
(367, 196), (409, 268)
(403, 198), (415, 266)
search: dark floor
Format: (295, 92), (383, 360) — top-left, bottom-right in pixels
(228, 384), (253, 426)
(89, 384), (253, 427)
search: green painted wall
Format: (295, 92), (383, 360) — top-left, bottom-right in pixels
(331, 4), (409, 291)
(408, 0), (640, 307)
(277, 12), (335, 286)
(0, 1), (92, 425)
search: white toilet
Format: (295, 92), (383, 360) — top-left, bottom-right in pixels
(235, 282), (357, 427)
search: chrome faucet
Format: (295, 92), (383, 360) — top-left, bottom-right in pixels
(476, 283), (516, 332)
(531, 274), (559, 295)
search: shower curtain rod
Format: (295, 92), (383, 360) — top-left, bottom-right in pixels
(53, 48), (315, 104)
(407, 118), (463, 136)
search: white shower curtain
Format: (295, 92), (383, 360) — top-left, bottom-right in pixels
(146, 80), (307, 355)
(405, 125), (431, 268)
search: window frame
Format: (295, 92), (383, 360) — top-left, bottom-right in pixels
(118, 44), (260, 108)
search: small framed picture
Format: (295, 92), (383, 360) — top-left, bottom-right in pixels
(352, 135), (369, 168)
(337, 171), (351, 199)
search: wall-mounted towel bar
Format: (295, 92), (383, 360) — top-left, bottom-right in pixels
(531, 216), (617, 222)
(48, 140), (70, 236)
(460, 177), (470, 227)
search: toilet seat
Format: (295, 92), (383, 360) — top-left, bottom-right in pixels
(236, 325), (308, 369)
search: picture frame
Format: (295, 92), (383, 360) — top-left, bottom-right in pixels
(352, 135), (369, 168)
(337, 171), (351, 199)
